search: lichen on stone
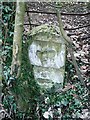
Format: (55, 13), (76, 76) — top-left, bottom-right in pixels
(28, 24), (66, 89)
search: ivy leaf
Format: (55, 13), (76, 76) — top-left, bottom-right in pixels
(61, 99), (68, 106)
(74, 99), (80, 106)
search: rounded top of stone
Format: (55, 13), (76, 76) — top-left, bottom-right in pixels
(27, 24), (65, 44)
(27, 24), (62, 37)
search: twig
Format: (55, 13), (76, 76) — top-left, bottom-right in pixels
(25, 4), (32, 30)
(24, 22), (90, 31)
(56, 9), (86, 88)
(0, 19), (7, 42)
(25, 10), (90, 16)
(57, 10), (72, 45)
(64, 24), (90, 30)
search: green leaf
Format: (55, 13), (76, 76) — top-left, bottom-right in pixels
(61, 99), (68, 106)
(74, 99), (80, 106)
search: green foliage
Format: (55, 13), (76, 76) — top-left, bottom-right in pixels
(2, 38), (89, 119)
(2, 2), (89, 120)
(2, 2), (15, 44)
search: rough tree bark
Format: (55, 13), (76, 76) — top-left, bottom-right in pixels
(11, 1), (25, 78)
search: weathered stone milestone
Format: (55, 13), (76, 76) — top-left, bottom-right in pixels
(28, 25), (66, 89)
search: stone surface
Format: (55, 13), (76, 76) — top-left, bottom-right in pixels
(28, 25), (66, 89)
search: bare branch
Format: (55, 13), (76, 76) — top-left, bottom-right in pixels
(25, 10), (90, 16)
(56, 9), (86, 88)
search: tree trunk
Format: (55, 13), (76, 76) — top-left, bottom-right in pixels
(11, 1), (25, 78)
